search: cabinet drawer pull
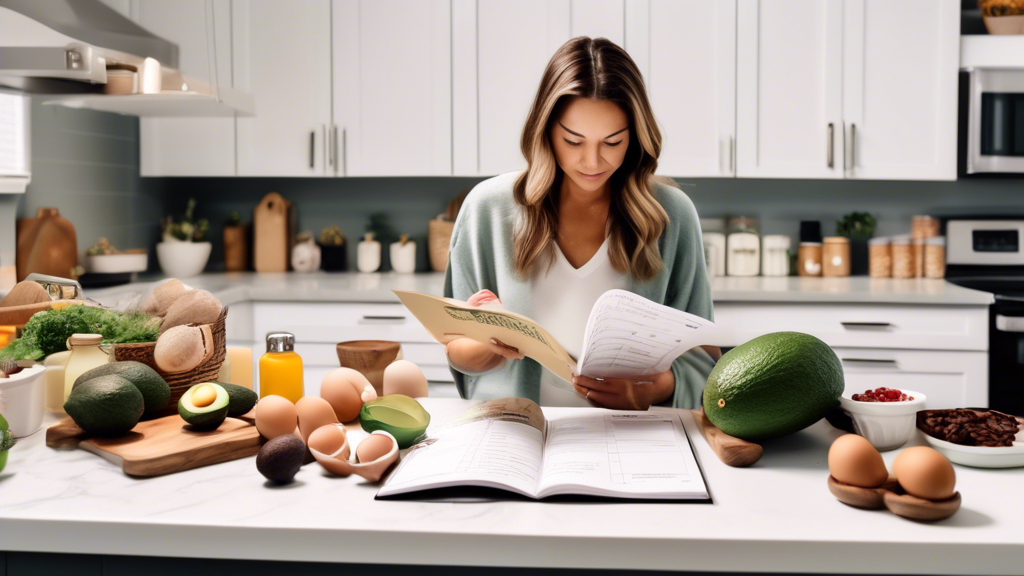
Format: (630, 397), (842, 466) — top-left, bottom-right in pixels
(361, 315), (407, 322)
(840, 322), (892, 329)
(995, 315), (1024, 333)
(309, 130), (315, 169)
(841, 358), (898, 365)
(827, 122), (834, 168)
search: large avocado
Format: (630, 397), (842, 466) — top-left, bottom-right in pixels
(703, 332), (844, 441)
(64, 375), (145, 437)
(178, 383), (230, 430)
(73, 361), (171, 418)
(214, 382), (258, 417)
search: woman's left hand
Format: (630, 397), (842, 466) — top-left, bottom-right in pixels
(572, 370), (675, 411)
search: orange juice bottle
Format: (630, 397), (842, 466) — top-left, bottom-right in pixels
(259, 332), (303, 403)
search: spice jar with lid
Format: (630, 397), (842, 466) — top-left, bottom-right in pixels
(925, 236), (946, 279)
(868, 237), (892, 278)
(797, 242), (823, 277)
(891, 235), (915, 279)
(822, 237), (851, 277)
(762, 235), (791, 277)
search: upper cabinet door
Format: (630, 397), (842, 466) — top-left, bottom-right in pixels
(628, 0), (736, 177)
(333, 0), (451, 176)
(453, 0), (624, 176)
(842, 0), (959, 181)
(737, 0), (844, 179)
(234, 0), (333, 176)
(138, 0), (237, 176)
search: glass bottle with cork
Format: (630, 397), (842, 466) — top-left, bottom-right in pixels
(259, 332), (304, 403)
(63, 334), (110, 402)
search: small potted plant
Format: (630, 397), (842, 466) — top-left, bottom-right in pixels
(157, 198), (212, 278)
(318, 226), (347, 272)
(836, 212), (877, 276)
(223, 211), (249, 272)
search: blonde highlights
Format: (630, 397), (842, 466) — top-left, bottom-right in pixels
(513, 37), (667, 281)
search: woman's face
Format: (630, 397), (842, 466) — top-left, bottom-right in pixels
(550, 97), (630, 195)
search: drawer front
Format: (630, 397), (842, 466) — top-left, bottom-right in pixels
(711, 303), (989, 351)
(253, 302), (433, 343)
(835, 347), (988, 409)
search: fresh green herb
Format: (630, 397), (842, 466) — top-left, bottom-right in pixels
(836, 212), (877, 242)
(162, 198), (210, 242)
(0, 305), (160, 360)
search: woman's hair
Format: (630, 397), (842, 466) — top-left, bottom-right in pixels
(513, 36), (668, 281)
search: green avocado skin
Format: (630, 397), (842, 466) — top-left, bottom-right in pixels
(703, 332), (844, 441)
(215, 382), (258, 416)
(178, 384), (229, 430)
(64, 375), (145, 436)
(73, 361), (171, 419)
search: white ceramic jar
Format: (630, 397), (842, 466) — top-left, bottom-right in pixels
(0, 365), (47, 437)
(390, 235), (416, 274)
(357, 233), (382, 273)
(761, 235), (791, 277)
(726, 232), (760, 276)
(703, 232), (726, 278)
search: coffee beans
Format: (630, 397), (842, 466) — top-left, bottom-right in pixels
(917, 409), (1022, 448)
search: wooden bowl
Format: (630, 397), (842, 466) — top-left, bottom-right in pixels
(827, 475), (961, 521)
(336, 340), (402, 397)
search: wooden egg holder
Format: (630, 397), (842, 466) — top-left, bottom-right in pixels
(827, 475), (961, 521)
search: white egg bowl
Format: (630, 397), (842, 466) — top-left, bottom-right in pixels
(838, 389), (926, 452)
(0, 364), (47, 438)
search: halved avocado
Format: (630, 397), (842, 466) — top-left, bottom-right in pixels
(178, 383), (229, 430)
(215, 382), (258, 417)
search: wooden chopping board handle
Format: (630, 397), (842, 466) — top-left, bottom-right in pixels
(691, 407), (763, 467)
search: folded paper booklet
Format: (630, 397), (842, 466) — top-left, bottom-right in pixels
(376, 398), (710, 501)
(393, 289), (716, 383)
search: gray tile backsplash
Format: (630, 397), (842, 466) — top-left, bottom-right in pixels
(11, 104), (1024, 279)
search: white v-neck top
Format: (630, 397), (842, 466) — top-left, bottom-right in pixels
(528, 236), (630, 406)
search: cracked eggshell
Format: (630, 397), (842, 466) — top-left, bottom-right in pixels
(295, 396), (340, 443)
(320, 368), (374, 422)
(153, 324), (214, 374)
(350, 431), (400, 482)
(382, 360), (428, 398)
(255, 395), (298, 440)
(308, 423), (353, 476)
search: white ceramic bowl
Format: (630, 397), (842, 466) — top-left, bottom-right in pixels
(838, 389), (926, 451)
(156, 241), (212, 278)
(86, 253), (148, 274)
(0, 365), (47, 437)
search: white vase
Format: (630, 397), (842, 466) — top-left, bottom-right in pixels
(390, 238), (416, 274)
(357, 234), (381, 273)
(291, 239), (321, 273)
(156, 241), (212, 278)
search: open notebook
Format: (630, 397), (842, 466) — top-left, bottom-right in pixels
(393, 289), (715, 383)
(376, 398), (709, 501)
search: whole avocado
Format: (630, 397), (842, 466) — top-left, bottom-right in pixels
(215, 382), (259, 417)
(256, 435), (306, 484)
(73, 361), (171, 419)
(64, 375), (145, 436)
(703, 332), (844, 441)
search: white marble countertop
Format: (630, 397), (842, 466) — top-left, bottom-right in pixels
(1, 398), (1020, 573)
(83, 272), (994, 307)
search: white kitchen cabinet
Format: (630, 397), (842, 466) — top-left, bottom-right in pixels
(737, 0), (844, 179)
(137, 0), (237, 176)
(626, 0), (736, 177)
(97, 0), (135, 18)
(333, 0), (451, 176)
(233, 0), (333, 176)
(452, 0), (625, 176)
(836, 348), (988, 409)
(841, 0), (959, 181)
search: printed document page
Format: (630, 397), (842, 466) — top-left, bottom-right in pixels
(536, 408), (709, 500)
(576, 289), (715, 379)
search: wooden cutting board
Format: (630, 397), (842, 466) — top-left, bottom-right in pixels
(46, 411), (263, 477)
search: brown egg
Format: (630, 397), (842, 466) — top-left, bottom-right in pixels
(254, 395), (298, 440)
(308, 424), (353, 477)
(828, 434), (889, 488)
(893, 446), (956, 501)
(320, 368), (371, 422)
(295, 396), (340, 443)
(382, 360), (428, 398)
(356, 433), (395, 463)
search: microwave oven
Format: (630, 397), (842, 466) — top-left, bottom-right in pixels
(962, 69), (1024, 174)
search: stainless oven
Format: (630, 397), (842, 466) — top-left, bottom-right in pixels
(963, 70), (1024, 174)
(946, 219), (1024, 414)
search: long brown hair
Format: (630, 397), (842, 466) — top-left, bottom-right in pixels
(513, 36), (667, 281)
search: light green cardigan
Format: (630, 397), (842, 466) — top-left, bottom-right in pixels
(443, 171), (716, 409)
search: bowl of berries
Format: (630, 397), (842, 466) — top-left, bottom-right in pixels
(838, 387), (926, 451)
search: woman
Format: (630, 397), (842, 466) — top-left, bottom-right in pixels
(443, 37), (720, 410)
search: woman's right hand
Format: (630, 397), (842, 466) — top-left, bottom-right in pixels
(444, 290), (525, 374)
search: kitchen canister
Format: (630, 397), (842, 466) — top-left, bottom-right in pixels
(390, 234), (416, 274)
(703, 232), (726, 278)
(925, 236), (946, 279)
(869, 237), (892, 278)
(357, 233), (382, 273)
(761, 235), (791, 277)
(726, 217), (760, 277)
(891, 235), (915, 279)
(822, 237), (851, 277)
(797, 243), (823, 277)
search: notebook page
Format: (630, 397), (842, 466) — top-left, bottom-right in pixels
(576, 289), (715, 379)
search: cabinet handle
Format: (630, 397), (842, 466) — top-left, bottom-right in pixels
(309, 130), (315, 169)
(841, 358), (898, 365)
(827, 123), (834, 168)
(996, 314), (1024, 333)
(728, 135), (734, 174)
(361, 315), (407, 322)
(332, 125), (339, 173)
(840, 321), (892, 329)
(850, 123), (856, 170)
(323, 124), (329, 169)
(342, 127), (347, 176)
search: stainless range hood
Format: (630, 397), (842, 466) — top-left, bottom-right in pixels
(0, 0), (253, 117)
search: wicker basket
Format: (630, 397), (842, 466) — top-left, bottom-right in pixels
(113, 307), (228, 417)
(428, 219), (455, 272)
